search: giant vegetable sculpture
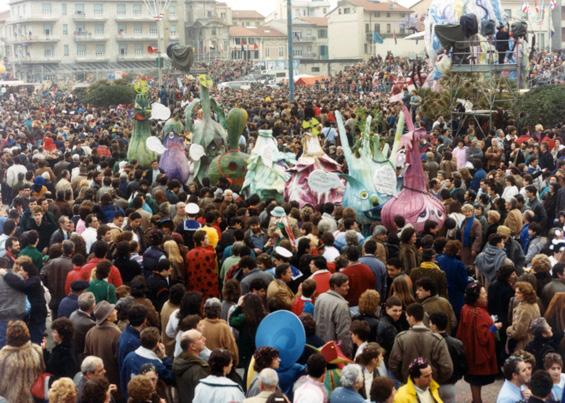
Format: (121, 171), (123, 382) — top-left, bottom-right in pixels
(127, 80), (157, 168)
(207, 107), (249, 187)
(242, 129), (296, 203)
(284, 132), (343, 208)
(381, 107), (446, 232)
(336, 111), (397, 225)
(184, 74), (227, 183)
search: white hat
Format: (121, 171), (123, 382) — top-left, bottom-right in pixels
(274, 246), (293, 259)
(185, 203), (200, 215)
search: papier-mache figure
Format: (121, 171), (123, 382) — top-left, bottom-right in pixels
(242, 129), (296, 204)
(335, 111), (397, 225)
(127, 80), (157, 168)
(183, 74), (227, 184)
(284, 132), (343, 208)
(381, 107), (446, 233)
(145, 106), (192, 184)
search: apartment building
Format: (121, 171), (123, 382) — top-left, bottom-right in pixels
(268, 0), (331, 21)
(269, 16), (329, 60)
(185, 0), (231, 62)
(228, 25), (286, 63)
(328, 0), (412, 59)
(5, 0), (183, 82)
(232, 10), (265, 27)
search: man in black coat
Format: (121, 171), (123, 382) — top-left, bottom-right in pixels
(495, 25), (510, 64)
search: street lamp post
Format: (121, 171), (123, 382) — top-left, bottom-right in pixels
(287, 0), (294, 101)
(142, 0), (170, 87)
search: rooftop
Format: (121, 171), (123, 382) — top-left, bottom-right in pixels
(344, 0), (410, 12)
(232, 10), (265, 19)
(298, 16), (328, 26)
(229, 25), (286, 37)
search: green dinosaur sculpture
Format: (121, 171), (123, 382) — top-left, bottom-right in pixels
(127, 80), (156, 168)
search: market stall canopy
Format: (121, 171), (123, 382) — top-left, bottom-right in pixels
(294, 75), (328, 87)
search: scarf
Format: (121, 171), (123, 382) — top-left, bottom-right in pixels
(462, 216), (475, 247)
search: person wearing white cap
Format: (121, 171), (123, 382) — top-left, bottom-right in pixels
(267, 206), (299, 242)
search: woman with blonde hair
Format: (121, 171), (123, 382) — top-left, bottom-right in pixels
(48, 377), (77, 403)
(506, 281), (541, 353)
(353, 290), (381, 341)
(530, 254), (553, 296)
(544, 292), (565, 339)
(163, 240), (185, 284)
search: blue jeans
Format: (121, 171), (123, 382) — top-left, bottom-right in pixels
(0, 320), (7, 348)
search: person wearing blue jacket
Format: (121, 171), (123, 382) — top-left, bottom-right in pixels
(120, 327), (174, 398)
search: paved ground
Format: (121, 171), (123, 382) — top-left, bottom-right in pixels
(455, 378), (504, 403)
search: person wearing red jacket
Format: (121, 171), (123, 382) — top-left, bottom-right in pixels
(340, 247), (376, 307)
(456, 282), (501, 403)
(79, 241), (123, 288)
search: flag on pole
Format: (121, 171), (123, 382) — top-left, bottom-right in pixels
(550, 0), (557, 10)
(521, 1), (529, 13)
(372, 32), (384, 44)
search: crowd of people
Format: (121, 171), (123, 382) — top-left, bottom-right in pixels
(0, 55), (563, 403)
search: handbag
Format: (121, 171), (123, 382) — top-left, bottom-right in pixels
(31, 372), (52, 400)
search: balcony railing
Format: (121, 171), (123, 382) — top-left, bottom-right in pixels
(11, 35), (59, 43)
(72, 13), (106, 21)
(14, 55), (59, 63)
(115, 15), (157, 22)
(117, 54), (157, 61)
(74, 32), (108, 42)
(75, 55), (110, 62)
(116, 33), (159, 41)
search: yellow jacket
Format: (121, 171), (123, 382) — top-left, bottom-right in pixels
(393, 377), (443, 403)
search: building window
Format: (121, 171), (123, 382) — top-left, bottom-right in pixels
(95, 23), (104, 35)
(120, 45), (127, 55)
(235, 37), (240, 45)
(169, 25), (177, 37)
(75, 23), (85, 34)
(95, 44), (105, 56)
(374, 12), (380, 17)
(64, 44), (69, 56)
(278, 46), (284, 57)
(135, 44), (143, 55)
(77, 44), (86, 56)
(75, 3), (84, 15)
(211, 28), (217, 36)
(504, 9), (512, 18)
(44, 46), (54, 57)
(149, 24), (157, 36)
(318, 29), (327, 38)
(207, 11), (212, 17)
(133, 24), (142, 34)
(386, 12), (390, 17)
(117, 4), (126, 15)
(62, 24), (68, 35)
(320, 45), (328, 57)
(311, 66), (320, 72)
(62, 3), (67, 15)
(94, 4), (103, 16)
(42, 3), (52, 15)
(133, 3), (142, 16)
(364, 43), (368, 53)
(168, 3), (176, 16)
(374, 23), (380, 33)
(265, 47), (270, 57)
(400, 24), (405, 35)
(387, 23), (391, 33)
(118, 23), (126, 34)
(343, 7), (350, 14)
(365, 23), (369, 33)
